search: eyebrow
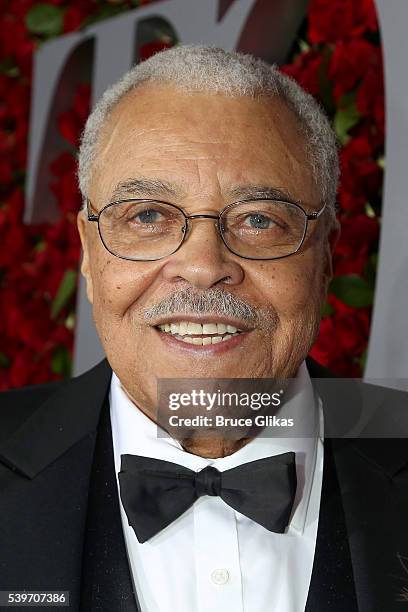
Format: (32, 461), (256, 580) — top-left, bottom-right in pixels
(110, 178), (301, 207)
(227, 185), (301, 204)
(110, 177), (180, 201)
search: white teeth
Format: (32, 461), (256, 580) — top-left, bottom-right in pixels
(179, 321), (188, 336)
(187, 322), (203, 335)
(156, 320), (244, 342)
(202, 323), (218, 334)
(158, 330), (242, 345)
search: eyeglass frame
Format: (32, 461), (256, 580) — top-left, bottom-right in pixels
(86, 197), (327, 262)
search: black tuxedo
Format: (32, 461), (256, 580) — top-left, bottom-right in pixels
(1, 358), (408, 612)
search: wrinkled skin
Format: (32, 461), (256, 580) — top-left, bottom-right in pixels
(77, 83), (340, 457)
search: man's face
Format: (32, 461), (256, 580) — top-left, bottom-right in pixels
(78, 83), (338, 412)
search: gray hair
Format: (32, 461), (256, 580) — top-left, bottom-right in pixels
(78, 44), (339, 221)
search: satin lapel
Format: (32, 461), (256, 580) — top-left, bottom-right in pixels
(80, 394), (139, 612)
(0, 359), (112, 478)
(305, 438), (359, 612)
(0, 359), (112, 610)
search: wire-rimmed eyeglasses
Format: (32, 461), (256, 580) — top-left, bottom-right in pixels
(86, 197), (327, 262)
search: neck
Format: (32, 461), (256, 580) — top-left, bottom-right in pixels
(180, 435), (253, 458)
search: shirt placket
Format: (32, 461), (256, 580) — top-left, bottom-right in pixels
(194, 496), (243, 612)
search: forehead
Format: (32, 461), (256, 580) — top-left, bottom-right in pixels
(90, 83), (317, 207)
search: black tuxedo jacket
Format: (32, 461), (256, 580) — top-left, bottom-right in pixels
(1, 357), (408, 612)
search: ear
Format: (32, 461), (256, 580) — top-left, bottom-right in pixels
(77, 209), (94, 304)
(322, 218), (341, 292)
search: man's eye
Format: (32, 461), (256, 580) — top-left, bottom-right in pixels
(244, 213), (275, 229)
(133, 209), (164, 223)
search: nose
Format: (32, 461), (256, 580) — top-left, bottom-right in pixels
(161, 215), (244, 290)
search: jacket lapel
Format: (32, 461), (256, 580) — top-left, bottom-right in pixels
(0, 359), (112, 478)
(80, 392), (139, 611)
(305, 438), (358, 611)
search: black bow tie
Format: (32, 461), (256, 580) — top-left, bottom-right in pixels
(118, 453), (297, 543)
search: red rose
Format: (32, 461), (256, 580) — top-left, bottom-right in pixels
(310, 313), (366, 377)
(335, 214), (379, 262)
(340, 135), (382, 200)
(357, 68), (385, 138)
(329, 39), (379, 101)
(4, 188), (25, 224)
(335, 309), (370, 355)
(333, 254), (368, 277)
(281, 50), (322, 98)
(308, 0), (378, 44)
(51, 172), (82, 214)
(0, 13), (34, 75)
(0, 158), (13, 183)
(0, 222), (29, 268)
(337, 188), (366, 215)
(310, 316), (337, 366)
(63, 6), (84, 33)
(52, 324), (74, 350)
(13, 299), (54, 352)
(6, 348), (58, 389)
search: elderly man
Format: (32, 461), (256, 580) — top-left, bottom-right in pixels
(1, 45), (407, 612)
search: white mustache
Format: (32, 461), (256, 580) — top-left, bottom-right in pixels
(143, 287), (260, 325)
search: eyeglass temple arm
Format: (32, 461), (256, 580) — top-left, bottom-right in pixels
(86, 198), (98, 221)
(306, 202), (327, 221)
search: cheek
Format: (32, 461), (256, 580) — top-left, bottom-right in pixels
(89, 252), (158, 321)
(251, 254), (324, 319)
(284, 268), (322, 313)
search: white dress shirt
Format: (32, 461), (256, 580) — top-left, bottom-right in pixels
(110, 362), (324, 612)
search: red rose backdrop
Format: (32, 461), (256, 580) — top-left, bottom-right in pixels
(0, 0), (384, 389)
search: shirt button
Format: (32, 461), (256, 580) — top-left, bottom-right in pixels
(210, 569), (230, 585)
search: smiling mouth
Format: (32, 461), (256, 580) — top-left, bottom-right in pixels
(155, 321), (245, 345)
